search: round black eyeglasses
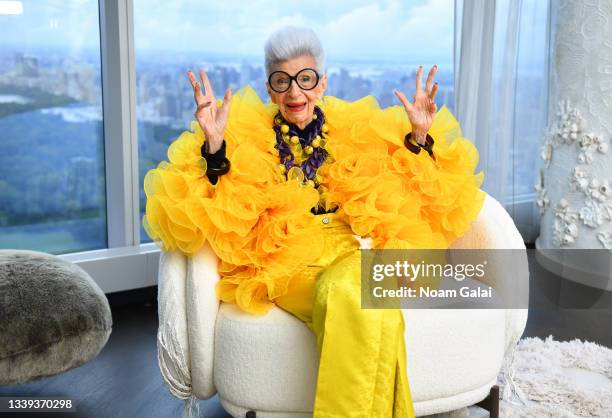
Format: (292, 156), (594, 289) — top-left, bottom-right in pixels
(268, 68), (320, 93)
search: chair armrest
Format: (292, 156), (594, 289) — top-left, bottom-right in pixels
(186, 241), (221, 400)
(449, 193), (529, 356)
(157, 249), (192, 400)
(450, 193), (526, 251)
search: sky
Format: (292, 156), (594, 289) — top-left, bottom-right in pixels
(0, 0), (455, 64)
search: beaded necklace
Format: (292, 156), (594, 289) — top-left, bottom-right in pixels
(273, 106), (331, 188)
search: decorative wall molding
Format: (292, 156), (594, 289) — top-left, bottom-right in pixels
(535, 169), (550, 215)
(569, 167), (612, 228)
(540, 100), (583, 168)
(552, 198), (579, 247)
(597, 232), (612, 252)
(536, 0), (612, 288)
(578, 132), (608, 164)
(537, 102), (611, 251)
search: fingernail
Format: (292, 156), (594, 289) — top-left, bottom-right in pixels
(434, 64), (438, 68)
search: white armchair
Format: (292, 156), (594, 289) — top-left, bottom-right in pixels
(156, 193), (529, 418)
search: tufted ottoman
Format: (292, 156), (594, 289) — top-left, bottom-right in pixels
(0, 249), (112, 385)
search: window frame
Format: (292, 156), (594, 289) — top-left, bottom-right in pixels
(59, 0), (159, 293)
(99, 0), (139, 249)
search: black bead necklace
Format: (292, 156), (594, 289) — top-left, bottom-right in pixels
(273, 106), (330, 187)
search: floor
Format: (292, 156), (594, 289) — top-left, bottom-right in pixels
(1, 251), (610, 418)
(523, 250), (612, 347)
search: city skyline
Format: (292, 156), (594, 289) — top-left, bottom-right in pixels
(0, 48), (456, 127)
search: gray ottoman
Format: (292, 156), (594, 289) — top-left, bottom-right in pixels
(0, 249), (112, 385)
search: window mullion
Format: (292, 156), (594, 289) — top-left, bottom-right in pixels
(99, 0), (139, 248)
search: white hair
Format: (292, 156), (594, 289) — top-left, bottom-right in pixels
(264, 26), (326, 76)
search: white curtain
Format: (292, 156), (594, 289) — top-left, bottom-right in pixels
(454, 0), (551, 243)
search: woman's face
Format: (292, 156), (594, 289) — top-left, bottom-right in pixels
(267, 54), (328, 130)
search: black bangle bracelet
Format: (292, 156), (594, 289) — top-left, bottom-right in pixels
(404, 132), (435, 157)
(201, 139), (230, 178)
(201, 140), (226, 158)
(206, 157), (231, 176)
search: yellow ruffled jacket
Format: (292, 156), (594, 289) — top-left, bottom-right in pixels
(143, 86), (485, 314)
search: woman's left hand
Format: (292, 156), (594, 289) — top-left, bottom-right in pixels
(394, 65), (439, 145)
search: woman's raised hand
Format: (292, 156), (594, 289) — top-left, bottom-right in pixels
(394, 65), (439, 145)
(187, 69), (232, 154)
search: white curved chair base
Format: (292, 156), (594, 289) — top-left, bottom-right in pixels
(413, 378), (496, 416)
(219, 381), (497, 417)
(213, 303), (506, 417)
(219, 398), (311, 418)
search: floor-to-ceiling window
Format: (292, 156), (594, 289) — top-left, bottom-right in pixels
(0, 0), (107, 254)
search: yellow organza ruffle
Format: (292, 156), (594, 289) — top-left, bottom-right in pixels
(320, 97), (485, 250)
(144, 88), (326, 315)
(142, 86), (485, 315)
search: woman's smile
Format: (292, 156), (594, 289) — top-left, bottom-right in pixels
(286, 101), (307, 113)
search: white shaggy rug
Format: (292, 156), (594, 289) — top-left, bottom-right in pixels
(496, 336), (612, 417)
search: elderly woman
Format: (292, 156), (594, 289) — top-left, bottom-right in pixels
(144, 26), (484, 418)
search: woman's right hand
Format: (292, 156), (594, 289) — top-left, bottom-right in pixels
(187, 69), (232, 154)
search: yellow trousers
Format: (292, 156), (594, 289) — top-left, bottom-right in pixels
(275, 212), (416, 418)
